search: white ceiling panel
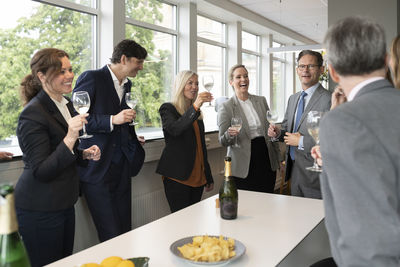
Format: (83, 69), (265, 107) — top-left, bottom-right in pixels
(230, 0), (327, 43)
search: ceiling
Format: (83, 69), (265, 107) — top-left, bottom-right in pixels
(229, 0), (328, 44)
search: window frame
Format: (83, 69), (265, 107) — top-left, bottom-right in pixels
(241, 30), (261, 95)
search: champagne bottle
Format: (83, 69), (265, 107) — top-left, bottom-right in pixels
(219, 156), (238, 220)
(0, 184), (31, 267)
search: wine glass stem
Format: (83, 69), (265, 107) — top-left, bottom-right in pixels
(313, 158), (318, 167)
(82, 122), (87, 135)
(270, 123), (277, 141)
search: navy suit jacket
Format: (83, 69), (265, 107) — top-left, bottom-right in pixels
(73, 65), (145, 184)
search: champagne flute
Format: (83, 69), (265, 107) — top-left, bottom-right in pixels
(72, 91), (93, 139)
(231, 117), (242, 148)
(202, 75), (214, 106)
(267, 110), (279, 142)
(125, 92), (138, 126)
(305, 111), (325, 172)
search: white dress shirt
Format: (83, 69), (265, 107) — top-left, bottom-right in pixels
(107, 65), (129, 131)
(50, 96), (73, 154)
(238, 98), (263, 139)
(347, 77), (384, 102)
(50, 96), (72, 123)
(296, 83), (319, 150)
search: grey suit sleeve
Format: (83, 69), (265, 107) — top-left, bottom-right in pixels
(320, 111), (400, 267)
(278, 95), (293, 141)
(217, 102), (235, 147)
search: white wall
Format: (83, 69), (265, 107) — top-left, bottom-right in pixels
(328, 0), (399, 48)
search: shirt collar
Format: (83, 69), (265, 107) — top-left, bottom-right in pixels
(107, 64), (129, 86)
(347, 77), (384, 102)
(50, 95), (69, 106)
(303, 82), (319, 96)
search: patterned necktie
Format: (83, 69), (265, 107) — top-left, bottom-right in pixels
(290, 91), (307, 160)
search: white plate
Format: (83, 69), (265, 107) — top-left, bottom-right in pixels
(170, 236), (246, 266)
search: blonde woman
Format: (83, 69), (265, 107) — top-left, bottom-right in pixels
(390, 35), (400, 88)
(156, 70), (214, 212)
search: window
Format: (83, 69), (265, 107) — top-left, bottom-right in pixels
(271, 41), (288, 121)
(242, 53), (258, 95)
(197, 15), (226, 132)
(126, 0), (176, 30)
(242, 31), (258, 51)
(241, 31), (260, 95)
(63, 0), (95, 7)
(197, 15), (225, 43)
(272, 60), (286, 120)
(0, 0), (96, 155)
(125, 0), (177, 139)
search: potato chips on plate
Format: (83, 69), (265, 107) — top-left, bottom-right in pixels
(170, 235), (245, 266)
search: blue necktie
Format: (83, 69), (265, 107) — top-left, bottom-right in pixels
(290, 91), (307, 160)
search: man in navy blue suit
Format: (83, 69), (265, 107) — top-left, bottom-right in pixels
(74, 39), (146, 242)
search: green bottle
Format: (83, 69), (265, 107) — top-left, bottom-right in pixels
(219, 156), (238, 220)
(0, 184), (31, 267)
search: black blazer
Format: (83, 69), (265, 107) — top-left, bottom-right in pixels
(15, 90), (87, 211)
(156, 103), (213, 185)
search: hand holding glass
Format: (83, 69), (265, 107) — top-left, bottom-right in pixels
(306, 111), (324, 172)
(267, 110), (279, 141)
(125, 92), (138, 126)
(72, 91), (92, 139)
(231, 117), (242, 148)
(202, 75), (214, 106)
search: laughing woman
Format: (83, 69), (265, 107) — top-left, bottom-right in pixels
(15, 48), (101, 267)
(218, 64), (280, 193)
(156, 70), (214, 212)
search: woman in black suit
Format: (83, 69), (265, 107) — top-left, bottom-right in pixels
(156, 70), (214, 212)
(15, 48), (101, 267)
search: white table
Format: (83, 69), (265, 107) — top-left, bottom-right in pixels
(46, 190), (325, 267)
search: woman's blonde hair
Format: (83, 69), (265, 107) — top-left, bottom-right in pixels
(390, 35), (400, 88)
(171, 70), (202, 118)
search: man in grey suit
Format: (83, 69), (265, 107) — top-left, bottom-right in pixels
(317, 17), (400, 267)
(268, 50), (331, 199)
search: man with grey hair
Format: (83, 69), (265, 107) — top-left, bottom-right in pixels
(318, 16), (400, 266)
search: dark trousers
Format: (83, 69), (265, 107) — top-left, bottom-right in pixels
(81, 156), (131, 242)
(234, 137), (276, 193)
(16, 207), (75, 267)
(163, 178), (204, 213)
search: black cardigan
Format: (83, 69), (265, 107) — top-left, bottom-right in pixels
(156, 103), (213, 185)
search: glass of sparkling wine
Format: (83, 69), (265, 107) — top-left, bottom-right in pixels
(267, 110), (279, 142)
(231, 117), (242, 148)
(305, 111), (325, 172)
(72, 91), (93, 139)
(125, 92), (138, 126)
(202, 75), (214, 106)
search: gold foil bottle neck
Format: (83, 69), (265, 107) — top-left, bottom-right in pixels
(224, 158), (232, 178)
(0, 194), (18, 235)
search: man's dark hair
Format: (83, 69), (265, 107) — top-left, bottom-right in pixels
(297, 50), (323, 67)
(110, 39), (147, 63)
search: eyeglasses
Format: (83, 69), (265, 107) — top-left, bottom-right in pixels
(297, 64), (321, 70)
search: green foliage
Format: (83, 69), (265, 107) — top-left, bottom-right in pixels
(125, 4), (173, 128)
(0, 0), (169, 139)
